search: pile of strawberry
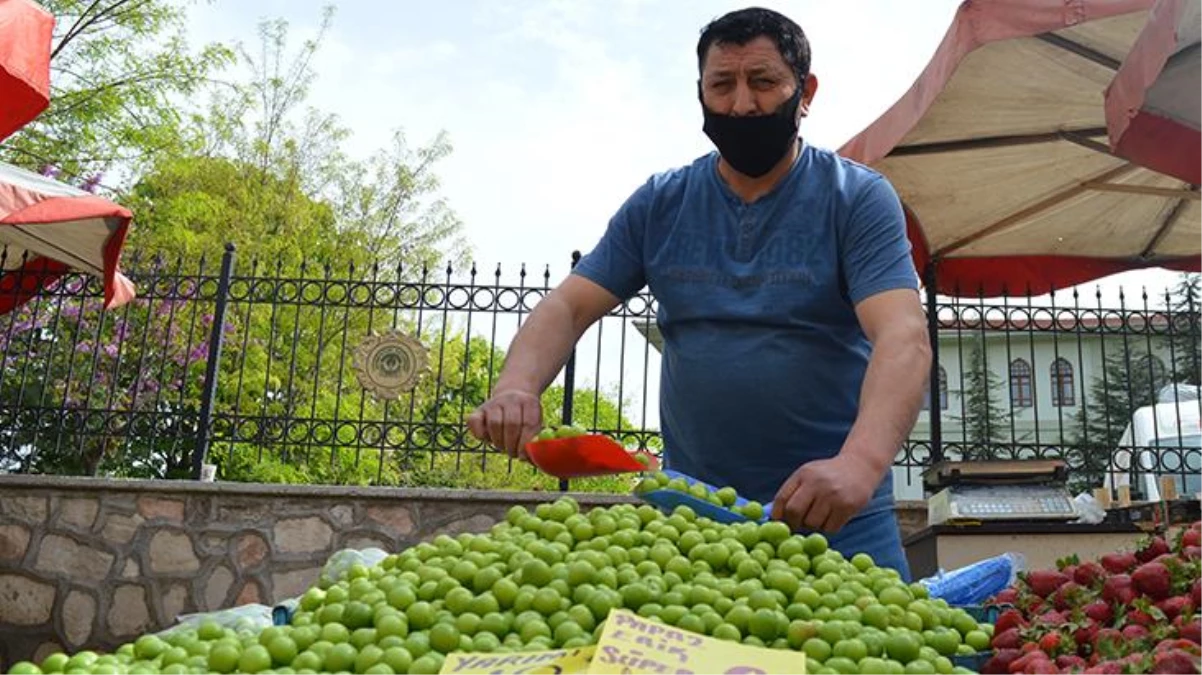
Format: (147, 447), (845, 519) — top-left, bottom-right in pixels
(981, 520), (1201, 674)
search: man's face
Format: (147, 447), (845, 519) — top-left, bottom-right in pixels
(700, 36), (813, 117)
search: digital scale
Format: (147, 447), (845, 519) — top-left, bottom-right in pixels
(923, 459), (1079, 525)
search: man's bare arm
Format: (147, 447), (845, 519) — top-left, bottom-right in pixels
(467, 275), (623, 455)
(843, 287), (932, 475)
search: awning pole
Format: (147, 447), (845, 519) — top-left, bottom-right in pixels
(925, 261), (943, 464)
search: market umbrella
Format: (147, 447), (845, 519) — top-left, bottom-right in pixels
(839, 0), (1201, 297)
(0, 161), (135, 315)
(1104, 0), (1200, 184)
(0, 0), (53, 143)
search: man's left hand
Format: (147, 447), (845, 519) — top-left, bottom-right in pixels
(772, 453), (882, 534)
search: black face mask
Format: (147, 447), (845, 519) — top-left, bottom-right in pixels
(700, 86), (803, 178)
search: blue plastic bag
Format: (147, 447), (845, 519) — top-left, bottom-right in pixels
(918, 552), (1025, 606)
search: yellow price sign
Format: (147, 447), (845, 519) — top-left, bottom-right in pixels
(440, 646), (596, 674)
(588, 609), (806, 674)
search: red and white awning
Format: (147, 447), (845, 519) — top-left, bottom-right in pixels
(1105, 0), (1201, 183)
(840, 0), (1201, 296)
(0, 0), (53, 143)
(0, 161), (135, 314)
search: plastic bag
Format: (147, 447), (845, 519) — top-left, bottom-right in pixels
(154, 604), (275, 638)
(918, 552), (1026, 607)
(318, 547), (390, 588)
(1072, 492), (1106, 524)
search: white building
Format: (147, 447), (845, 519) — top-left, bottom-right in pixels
(635, 312), (1186, 501)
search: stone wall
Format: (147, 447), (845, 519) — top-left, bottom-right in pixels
(0, 475), (928, 670)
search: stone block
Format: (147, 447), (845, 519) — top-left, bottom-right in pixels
(32, 641), (64, 665)
(122, 559), (140, 579)
(137, 497), (184, 523)
(364, 505), (415, 536)
(148, 530), (199, 574)
(234, 532), (269, 570)
(0, 523), (30, 561)
(58, 498), (99, 530)
(234, 580), (262, 606)
(202, 566), (234, 611)
(62, 589), (96, 648)
(274, 517), (332, 554)
(100, 512), (143, 544)
(4, 496), (48, 523)
(330, 505), (354, 527)
(270, 567), (320, 603)
(161, 583), (189, 624)
(341, 532), (395, 552)
(34, 534), (113, 582)
(432, 514), (496, 537)
(0, 574), (55, 625)
(108, 584), (151, 638)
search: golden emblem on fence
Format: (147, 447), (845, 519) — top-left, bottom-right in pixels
(352, 330), (429, 400)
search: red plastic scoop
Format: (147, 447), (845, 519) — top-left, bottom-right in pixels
(525, 434), (650, 479)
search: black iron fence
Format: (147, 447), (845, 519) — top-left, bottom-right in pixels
(0, 245), (1197, 497)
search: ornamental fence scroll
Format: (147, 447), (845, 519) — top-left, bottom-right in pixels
(0, 244), (1196, 497)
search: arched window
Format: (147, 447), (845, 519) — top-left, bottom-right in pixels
(1010, 359), (1032, 407)
(1051, 358), (1075, 407)
(922, 366), (949, 410)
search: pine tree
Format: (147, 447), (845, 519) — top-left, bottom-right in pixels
(954, 335), (1008, 459)
(1168, 273), (1201, 386)
(1070, 347), (1169, 491)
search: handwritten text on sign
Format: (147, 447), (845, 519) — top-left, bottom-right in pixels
(588, 609), (806, 675)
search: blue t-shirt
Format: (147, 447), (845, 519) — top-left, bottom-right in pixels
(573, 142), (919, 512)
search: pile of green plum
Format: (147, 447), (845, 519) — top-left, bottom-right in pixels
(11, 497), (989, 675)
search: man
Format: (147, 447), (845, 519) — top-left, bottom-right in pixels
(466, 7), (930, 578)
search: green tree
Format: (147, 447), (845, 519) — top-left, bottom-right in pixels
(953, 335), (1008, 458)
(1168, 273), (1201, 386)
(0, 0), (233, 184)
(1069, 347), (1170, 491)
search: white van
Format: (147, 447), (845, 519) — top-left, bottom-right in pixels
(1106, 384), (1202, 501)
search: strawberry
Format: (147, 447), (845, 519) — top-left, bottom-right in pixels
(1125, 608), (1156, 627)
(1182, 526), (1201, 551)
(982, 649), (1023, 675)
(1152, 649), (1202, 674)
(1073, 623), (1098, 655)
(1183, 545), (1201, 561)
(1101, 574), (1137, 605)
(1192, 578), (1201, 607)
(1010, 650), (1050, 673)
(1073, 561), (1106, 589)
(1083, 661), (1122, 674)
(1121, 623), (1150, 641)
(1026, 569), (1072, 599)
(1180, 618), (1201, 645)
(1136, 535), (1170, 563)
(1082, 600), (1113, 624)
(1132, 561), (1172, 600)
(993, 627), (1023, 650)
(1025, 660), (1059, 674)
(1155, 638), (1201, 653)
(1100, 552), (1137, 575)
(995, 588), (1021, 605)
(1157, 595), (1193, 620)
(1038, 631), (1067, 655)
(995, 608), (1028, 635)
(1056, 654), (1086, 670)
(1053, 581), (1086, 611)
(1036, 609), (1067, 626)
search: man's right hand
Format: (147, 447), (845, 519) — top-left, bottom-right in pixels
(466, 389), (543, 459)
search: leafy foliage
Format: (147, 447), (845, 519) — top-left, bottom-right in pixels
(953, 335), (1009, 457)
(0, 0), (234, 185)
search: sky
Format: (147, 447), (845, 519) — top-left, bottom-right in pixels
(184, 0), (1189, 429)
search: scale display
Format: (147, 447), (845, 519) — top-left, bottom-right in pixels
(928, 484), (1078, 525)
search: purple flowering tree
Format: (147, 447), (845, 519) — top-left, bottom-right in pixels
(0, 270), (230, 477)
